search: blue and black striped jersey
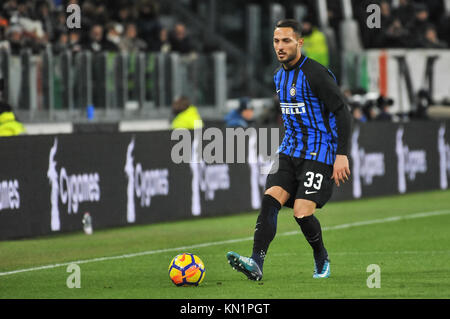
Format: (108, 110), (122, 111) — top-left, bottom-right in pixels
(274, 55), (348, 166)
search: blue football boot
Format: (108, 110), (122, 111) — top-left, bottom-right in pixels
(226, 251), (263, 281)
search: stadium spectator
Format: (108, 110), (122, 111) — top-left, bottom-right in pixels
(169, 23), (194, 54)
(300, 18), (329, 67)
(103, 22), (122, 52)
(52, 10), (69, 39)
(36, 1), (54, 42)
(224, 97), (254, 128)
(0, 13), (8, 28)
(393, 0), (415, 27)
(351, 105), (368, 123)
(412, 89), (431, 119)
(383, 18), (410, 48)
(159, 27), (171, 53)
(83, 24), (105, 53)
(137, 0), (162, 51)
(93, 3), (110, 26)
(439, 12), (450, 48)
(115, 6), (135, 27)
(365, 104), (378, 121)
(418, 0), (446, 25)
(120, 23), (147, 53)
(326, 0), (343, 46)
(0, 32), (11, 54)
(14, 1), (31, 21)
(375, 96), (393, 121)
(372, 0), (410, 48)
(405, 3), (434, 47)
(52, 31), (68, 54)
(79, 0), (98, 29)
(4, 0), (48, 54)
(422, 24), (447, 49)
(171, 96), (203, 129)
(6, 25), (24, 55)
(68, 30), (82, 54)
(2, 0), (18, 18)
(0, 20), (8, 51)
(15, 2), (44, 34)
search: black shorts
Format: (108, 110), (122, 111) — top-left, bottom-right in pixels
(265, 153), (334, 209)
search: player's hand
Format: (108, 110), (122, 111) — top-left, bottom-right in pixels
(331, 155), (350, 187)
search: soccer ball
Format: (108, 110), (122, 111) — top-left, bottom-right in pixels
(168, 253), (205, 286)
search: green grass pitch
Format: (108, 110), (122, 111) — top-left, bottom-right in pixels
(1, 190), (449, 299)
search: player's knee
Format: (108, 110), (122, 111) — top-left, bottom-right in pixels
(262, 194), (282, 211)
(293, 209), (314, 218)
(264, 186), (289, 206)
(293, 200), (316, 218)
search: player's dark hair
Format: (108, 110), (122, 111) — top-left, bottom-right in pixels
(275, 19), (302, 37)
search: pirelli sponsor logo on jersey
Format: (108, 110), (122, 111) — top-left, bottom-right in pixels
(280, 102), (306, 115)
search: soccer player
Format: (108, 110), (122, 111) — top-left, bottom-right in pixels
(227, 19), (352, 280)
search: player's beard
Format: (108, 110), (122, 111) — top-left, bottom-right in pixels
(277, 51), (297, 66)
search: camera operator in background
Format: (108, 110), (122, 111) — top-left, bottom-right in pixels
(375, 96), (394, 121)
(345, 88), (394, 123)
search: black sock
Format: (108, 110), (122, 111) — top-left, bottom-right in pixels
(295, 215), (328, 266)
(251, 194), (281, 271)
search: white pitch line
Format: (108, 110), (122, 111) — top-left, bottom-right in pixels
(279, 209), (450, 236)
(1, 209), (449, 277)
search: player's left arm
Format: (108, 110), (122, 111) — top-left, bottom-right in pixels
(306, 63), (352, 186)
(332, 106), (352, 187)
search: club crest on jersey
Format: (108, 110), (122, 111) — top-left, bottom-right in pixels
(290, 87), (296, 97)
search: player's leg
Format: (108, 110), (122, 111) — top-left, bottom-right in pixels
(293, 159), (334, 278)
(227, 154), (296, 280)
(227, 186), (289, 281)
(250, 186), (289, 269)
(293, 199), (329, 278)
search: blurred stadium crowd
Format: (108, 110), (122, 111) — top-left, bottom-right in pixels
(1, 0), (448, 55)
(355, 0), (449, 49)
(0, 0), (194, 55)
(0, 0), (449, 134)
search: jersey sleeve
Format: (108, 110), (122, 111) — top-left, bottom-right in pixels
(303, 59), (352, 156)
(333, 105), (352, 155)
(303, 60), (346, 113)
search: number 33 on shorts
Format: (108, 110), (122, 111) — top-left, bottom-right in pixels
(304, 171), (323, 192)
